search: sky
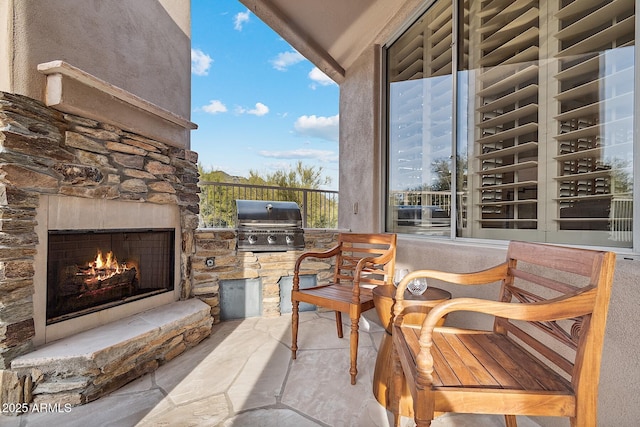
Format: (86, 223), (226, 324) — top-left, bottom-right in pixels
(190, 0), (340, 189)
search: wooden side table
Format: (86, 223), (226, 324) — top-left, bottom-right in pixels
(372, 284), (451, 416)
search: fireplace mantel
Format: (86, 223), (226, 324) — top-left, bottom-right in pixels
(37, 61), (197, 148)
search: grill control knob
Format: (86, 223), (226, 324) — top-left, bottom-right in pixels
(248, 234), (257, 244)
(286, 235), (295, 245)
(267, 235), (277, 244)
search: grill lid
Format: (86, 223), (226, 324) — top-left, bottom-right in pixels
(235, 200), (302, 227)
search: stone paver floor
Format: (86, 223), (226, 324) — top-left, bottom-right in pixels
(0, 311), (543, 427)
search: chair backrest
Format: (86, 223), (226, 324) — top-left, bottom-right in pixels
(333, 233), (397, 287)
(499, 241), (616, 397)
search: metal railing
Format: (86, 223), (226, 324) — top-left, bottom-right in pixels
(198, 181), (339, 229)
(389, 190), (452, 213)
(610, 196), (633, 242)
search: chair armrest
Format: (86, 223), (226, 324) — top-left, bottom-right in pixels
(294, 244), (342, 272)
(393, 263), (509, 317)
(348, 255), (384, 301)
(345, 250), (398, 300)
(365, 248), (397, 269)
(353, 249), (396, 282)
(292, 244), (342, 291)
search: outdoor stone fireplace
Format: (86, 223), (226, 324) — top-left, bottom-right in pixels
(0, 91), (212, 406)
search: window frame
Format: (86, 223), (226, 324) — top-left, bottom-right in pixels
(381, 0), (639, 253)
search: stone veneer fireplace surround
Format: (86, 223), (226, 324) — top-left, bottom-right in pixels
(33, 196), (182, 345)
(0, 90), (203, 370)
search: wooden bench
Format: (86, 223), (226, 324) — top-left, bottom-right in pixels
(390, 241), (616, 427)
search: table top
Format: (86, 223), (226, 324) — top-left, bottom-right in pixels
(372, 285), (452, 333)
(372, 284), (452, 302)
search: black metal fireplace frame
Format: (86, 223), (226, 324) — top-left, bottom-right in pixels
(46, 228), (176, 324)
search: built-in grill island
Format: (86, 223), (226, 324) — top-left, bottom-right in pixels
(235, 200), (305, 252)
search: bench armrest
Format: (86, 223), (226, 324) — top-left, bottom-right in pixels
(393, 262), (509, 317)
(420, 287), (596, 331)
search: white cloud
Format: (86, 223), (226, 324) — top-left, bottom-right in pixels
(191, 48), (213, 76)
(236, 102), (270, 116)
(271, 51), (306, 71)
(308, 67), (336, 87)
(202, 100), (227, 114)
(234, 10), (250, 31)
(259, 148), (338, 163)
(294, 114), (339, 142)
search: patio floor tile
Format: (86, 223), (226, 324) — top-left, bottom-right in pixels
(3, 310), (544, 427)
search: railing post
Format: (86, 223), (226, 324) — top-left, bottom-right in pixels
(302, 189), (308, 228)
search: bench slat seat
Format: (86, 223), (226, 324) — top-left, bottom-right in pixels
(295, 284), (375, 311)
(399, 326), (574, 393)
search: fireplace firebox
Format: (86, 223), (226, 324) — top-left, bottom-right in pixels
(47, 229), (175, 324)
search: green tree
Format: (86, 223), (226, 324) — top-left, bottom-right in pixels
(197, 165), (238, 227)
(250, 161), (331, 188)
(249, 161), (335, 227)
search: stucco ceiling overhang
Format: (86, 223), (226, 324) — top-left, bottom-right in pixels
(238, 0), (410, 85)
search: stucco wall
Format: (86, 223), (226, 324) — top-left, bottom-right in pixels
(0, 1), (11, 91)
(5, 0), (190, 120)
(338, 47), (382, 232)
(337, 2), (640, 425)
(338, 0), (425, 234)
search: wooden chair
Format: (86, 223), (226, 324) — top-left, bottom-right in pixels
(390, 241), (616, 427)
(291, 232), (397, 385)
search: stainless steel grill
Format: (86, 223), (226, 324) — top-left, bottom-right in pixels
(235, 200), (305, 252)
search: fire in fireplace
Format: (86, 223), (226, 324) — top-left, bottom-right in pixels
(47, 229), (175, 324)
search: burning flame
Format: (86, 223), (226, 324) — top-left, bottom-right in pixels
(95, 251), (113, 269)
(86, 250), (128, 282)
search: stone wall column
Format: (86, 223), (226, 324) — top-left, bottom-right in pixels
(0, 185), (39, 368)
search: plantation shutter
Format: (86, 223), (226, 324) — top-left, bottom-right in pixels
(552, 0), (635, 243)
(472, 0), (541, 233)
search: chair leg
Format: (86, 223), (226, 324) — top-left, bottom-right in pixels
(291, 300), (299, 360)
(504, 415), (518, 427)
(335, 311), (343, 338)
(414, 388), (435, 427)
(349, 314), (359, 385)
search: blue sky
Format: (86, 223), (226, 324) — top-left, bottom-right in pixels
(190, 0), (339, 189)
